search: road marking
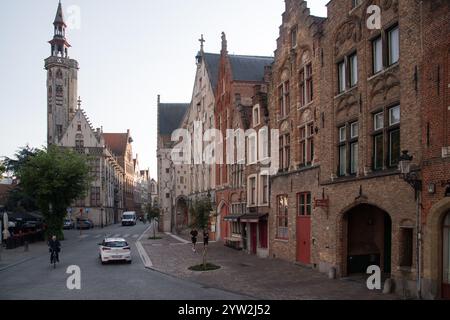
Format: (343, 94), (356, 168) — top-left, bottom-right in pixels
(135, 241), (153, 268)
(78, 234), (89, 239)
(165, 232), (190, 244)
(132, 234), (139, 238)
(123, 234), (130, 238)
(94, 235), (101, 238)
(134, 222), (156, 269)
(112, 234), (121, 238)
(137, 224), (154, 242)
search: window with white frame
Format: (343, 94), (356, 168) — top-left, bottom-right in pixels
(253, 104), (260, 127)
(371, 24), (399, 75)
(247, 133), (257, 164)
(373, 105), (401, 170)
(388, 26), (399, 66)
(337, 52), (358, 94)
(258, 126), (270, 162)
(338, 121), (359, 176)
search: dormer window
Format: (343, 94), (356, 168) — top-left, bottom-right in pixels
(291, 26), (298, 49)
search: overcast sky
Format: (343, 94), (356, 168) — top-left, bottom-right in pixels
(0, 0), (328, 179)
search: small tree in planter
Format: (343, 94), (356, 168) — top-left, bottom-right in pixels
(146, 204), (160, 240)
(188, 196), (220, 271)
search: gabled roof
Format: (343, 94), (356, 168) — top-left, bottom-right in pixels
(58, 108), (100, 145)
(103, 133), (128, 156)
(229, 55), (274, 82)
(202, 53), (221, 93)
(158, 103), (189, 136)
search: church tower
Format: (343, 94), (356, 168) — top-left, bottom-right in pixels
(45, 1), (79, 145)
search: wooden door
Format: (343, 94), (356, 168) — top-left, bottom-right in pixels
(251, 223), (257, 254)
(296, 215), (311, 264)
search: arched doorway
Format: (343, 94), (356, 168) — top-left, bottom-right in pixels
(442, 211), (450, 299)
(343, 204), (392, 276)
(175, 197), (188, 231)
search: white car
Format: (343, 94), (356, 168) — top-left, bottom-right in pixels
(98, 238), (132, 264)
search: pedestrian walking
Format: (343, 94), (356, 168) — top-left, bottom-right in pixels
(190, 228), (198, 252)
(203, 229), (209, 247)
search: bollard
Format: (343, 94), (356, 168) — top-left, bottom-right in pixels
(24, 241), (29, 252)
(328, 267), (336, 279)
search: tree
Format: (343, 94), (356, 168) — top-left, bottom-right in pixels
(17, 145), (90, 239)
(189, 196), (213, 269)
(146, 203), (160, 239)
(2, 146), (39, 212)
(0, 163), (5, 176)
(3, 145), (38, 176)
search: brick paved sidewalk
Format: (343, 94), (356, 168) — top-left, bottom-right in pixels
(0, 241), (48, 271)
(141, 230), (400, 300)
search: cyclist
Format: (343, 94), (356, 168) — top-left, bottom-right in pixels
(48, 235), (61, 263)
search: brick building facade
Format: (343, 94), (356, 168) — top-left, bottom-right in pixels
(214, 33), (273, 247)
(419, 0), (450, 300)
(267, 0), (324, 265)
(266, 0), (450, 299)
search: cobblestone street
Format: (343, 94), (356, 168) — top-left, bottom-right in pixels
(141, 230), (400, 300)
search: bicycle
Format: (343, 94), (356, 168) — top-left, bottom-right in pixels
(50, 249), (59, 268)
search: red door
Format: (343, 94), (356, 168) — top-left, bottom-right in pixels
(296, 215), (311, 264)
(251, 223), (257, 254)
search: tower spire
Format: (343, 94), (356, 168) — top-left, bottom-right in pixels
(221, 32), (227, 54)
(54, 1), (66, 27)
(49, 1), (71, 57)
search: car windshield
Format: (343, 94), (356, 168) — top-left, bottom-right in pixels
(104, 241), (128, 248)
(123, 215), (134, 219)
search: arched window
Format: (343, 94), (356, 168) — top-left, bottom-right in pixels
(56, 69), (63, 79)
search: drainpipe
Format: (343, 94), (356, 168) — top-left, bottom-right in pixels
(416, 189), (422, 299)
(417, 0), (424, 300)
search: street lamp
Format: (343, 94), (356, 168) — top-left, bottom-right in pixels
(398, 150), (422, 299)
(399, 150), (422, 193)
